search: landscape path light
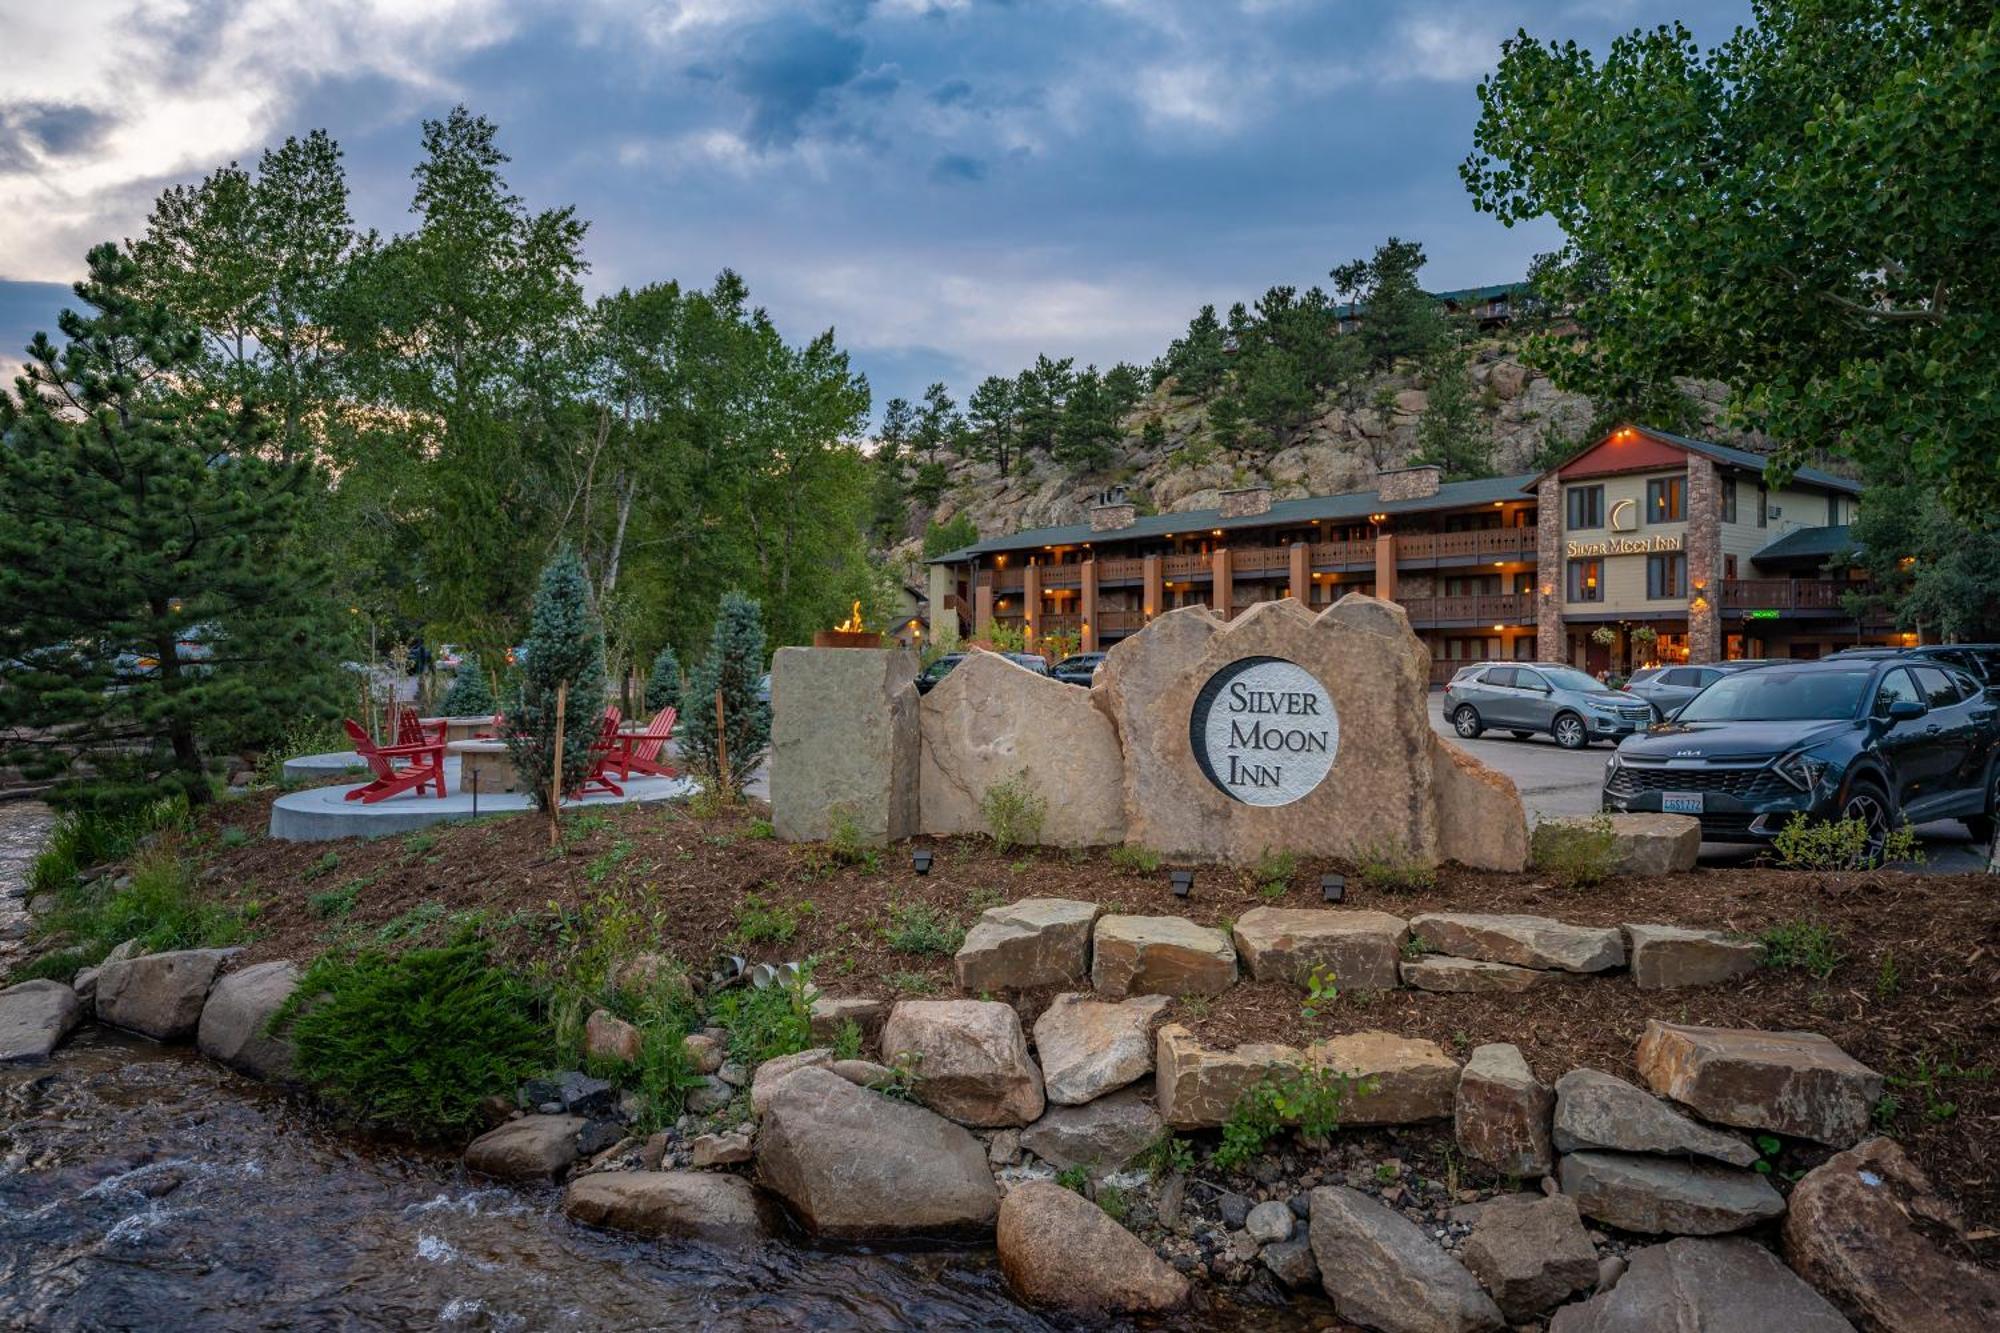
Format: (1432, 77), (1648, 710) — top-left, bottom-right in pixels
(1169, 868), (1194, 899)
(911, 848), (934, 876)
(1321, 872), (1346, 903)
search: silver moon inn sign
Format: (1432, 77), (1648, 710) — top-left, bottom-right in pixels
(1189, 655), (1340, 806)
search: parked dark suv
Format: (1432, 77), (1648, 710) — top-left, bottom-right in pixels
(1049, 652), (1108, 686)
(1830, 644), (2000, 686)
(1603, 656), (1999, 852)
(915, 651), (1051, 694)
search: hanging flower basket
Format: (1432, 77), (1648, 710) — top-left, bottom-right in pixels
(1590, 626), (1618, 647)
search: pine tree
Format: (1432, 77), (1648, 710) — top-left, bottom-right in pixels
(439, 653), (495, 715)
(966, 375), (1019, 473)
(1162, 305), (1227, 397)
(1331, 237), (1445, 371)
(503, 547), (606, 809)
(643, 646), (682, 713)
(1208, 392), (1246, 450)
(1414, 342), (1494, 480)
(0, 244), (343, 806)
(679, 591), (771, 799)
(1055, 365), (1120, 472)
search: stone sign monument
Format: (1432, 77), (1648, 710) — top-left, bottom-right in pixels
(1189, 655), (1340, 806)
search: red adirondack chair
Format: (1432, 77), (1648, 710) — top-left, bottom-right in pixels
(571, 708), (625, 799)
(342, 719), (447, 804)
(612, 705), (679, 779)
(395, 705), (448, 747)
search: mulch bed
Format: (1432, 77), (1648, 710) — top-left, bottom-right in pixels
(191, 790), (2000, 1238)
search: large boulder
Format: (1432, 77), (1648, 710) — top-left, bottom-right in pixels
(1306, 1031), (1460, 1124)
(755, 1066), (998, 1238)
(1032, 992), (1167, 1105)
(464, 1114), (590, 1181)
(1558, 1152), (1785, 1235)
(195, 961), (299, 1081)
(749, 1047), (834, 1116)
(880, 1000), (1044, 1126)
(1090, 915), (1237, 998)
(561, 1170), (771, 1244)
(1782, 1136), (2000, 1333)
(1460, 1193), (1597, 1321)
(1624, 925), (1763, 990)
(1552, 1068), (1757, 1167)
(1538, 812), (1700, 876)
(1634, 1021), (1883, 1146)
(1154, 1024), (1302, 1129)
(808, 994), (888, 1046)
(1308, 1185), (1505, 1333)
(1230, 907), (1406, 990)
(0, 979), (82, 1061)
(1433, 737), (1531, 872)
(1400, 956), (1548, 993)
(1019, 1085), (1164, 1174)
(954, 898), (1100, 993)
(1408, 913), (1623, 973)
(1549, 1238), (1854, 1333)
(919, 650), (1126, 846)
(1454, 1043), (1553, 1177)
(95, 947), (234, 1041)
(998, 1180), (1189, 1314)
(770, 644), (919, 844)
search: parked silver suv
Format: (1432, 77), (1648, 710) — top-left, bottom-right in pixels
(1443, 662), (1655, 749)
(1624, 661), (1774, 720)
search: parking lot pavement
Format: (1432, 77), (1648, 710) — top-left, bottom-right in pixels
(1426, 696), (1990, 873)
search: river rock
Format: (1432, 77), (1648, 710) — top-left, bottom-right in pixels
(1635, 1021), (1883, 1146)
(195, 961), (299, 1081)
(95, 947), (234, 1041)
(1400, 956), (1547, 993)
(1558, 1152), (1785, 1234)
(755, 1066), (998, 1237)
(562, 1170), (770, 1244)
(749, 1047), (834, 1116)
(1552, 1068), (1757, 1167)
(1246, 1199), (1295, 1244)
(1460, 1193), (1598, 1321)
(954, 898), (1101, 992)
(1018, 1085), (1164, 1173)
(682, 1032), (725, 1074)
(1782, 1136), (2000, 1332)
(1262, 1237), (1321, 1291)
(1090, 915), (1236, 998)
(464, 1114), (591, 1181)
(1624, 925), (1763, 989)
(808, 994), (888, 1046)
(1032, 992), (1168, 1105)
(996, 1179), (1189, 1314)
(690, 1131), (754, 1168)
(1549, 1238), (1854, 1333)
(1308, 1185), (1504, 1333)
(1408, 913), (1623, 973)
(880, 1000), (1044, 1126)
(1306, 1031), (1460, 1124)
(1155, 1024), (1303, 1129)
(1231, 907), (1407, 989)
(685, 1075), (732, 1115)
(1454, 1043), (1553, 1177)
(771, 643), (919, 844)
(584, 1009), (642, 1066)
(919, 649), (1125, 847)
(1539, 812), (1700, 875)
(831, 1058), (894, 1089)
(0, 979), (82, 1062)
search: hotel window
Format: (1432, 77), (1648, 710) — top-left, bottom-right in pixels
(1566, 485), (1604, 530)
(1721, 477), (1737, 523)
(1647, 553), (1687, 599)
(1567, 558), (1603, 602)
(1827, 493), (1841, 524)
(1757, 485), (1769, 528)
(1647, 475), (1686, 523)
(1724, 554), (1738, 579)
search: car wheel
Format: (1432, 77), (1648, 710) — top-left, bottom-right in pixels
(1965, 765), (1999, 844)
(1840, 779), (1893, 864)
(1509, 730), (1533, 740)
(1552, 713), (1588, 750)
(1452, 705), (1484, 739)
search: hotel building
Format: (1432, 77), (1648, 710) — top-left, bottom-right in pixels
(926, 424), (1888, 682)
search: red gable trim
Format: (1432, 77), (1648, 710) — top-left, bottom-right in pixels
(1558, 426), (1690, 480)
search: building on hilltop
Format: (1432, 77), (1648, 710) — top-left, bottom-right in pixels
(1333, 280), (1539, 334)
(925, 424), (1895, 679)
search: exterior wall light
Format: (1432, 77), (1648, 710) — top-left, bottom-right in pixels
(911, 849), (934, 875)
(1321, 873), (1346, 903)
(1169, 868), (1194, 899)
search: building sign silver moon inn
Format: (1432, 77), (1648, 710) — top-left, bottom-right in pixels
(1189, 656), (1340, 806)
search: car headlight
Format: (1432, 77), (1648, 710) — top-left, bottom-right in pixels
(1605, 751), (1623, 774)
(1773, 750), (1830, 792)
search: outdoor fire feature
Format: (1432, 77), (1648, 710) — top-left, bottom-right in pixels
(812, 601), (883, 649)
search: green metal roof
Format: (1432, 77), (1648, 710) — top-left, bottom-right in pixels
(1333, 280), (1530, 320)
(926, 471), (1540, 563)
(1750, 524), (1860, 566)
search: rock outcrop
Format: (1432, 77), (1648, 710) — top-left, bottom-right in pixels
(880, 999), (1045, 1127)
(770, 644), (920, 845)
(997, 1181), (1190, 1314)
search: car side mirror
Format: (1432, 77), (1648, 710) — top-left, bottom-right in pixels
(1886, 699), (1927, 721)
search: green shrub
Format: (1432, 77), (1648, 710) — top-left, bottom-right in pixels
(823, 804), (878, 871)
(439, 653), (496, 716)
(24, 845), (246, 975)
(733, 893), (813, 945)
(679, 591), (772, 800)
(1250, 847), (1297, 899)
(643, 646), (682, 714)
(310, 882), (361, 920)
(1213, 1064), (1371, 1169)
(1108, 845), (1162, 875)
(1772, 815), (1924, 870)
(882, 902), (965, 956)
(1353, 841), (1436, 893)
(709, 966), (816, 1066)
(276, 938), (549, 1139)
(1761, 919), (1846, 980)
(1530, 815), (1619, 889)
(979, 773), (1046, 852)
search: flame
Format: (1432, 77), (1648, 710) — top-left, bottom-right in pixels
(835, 600), (865, 633)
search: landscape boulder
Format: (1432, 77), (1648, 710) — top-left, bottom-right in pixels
(1018, 1085), (1164, 1173)
(997, 1180), (1189, 1314)
(1308, 1185), (1504, 1333)
(583, 1009), (642, 1067)
(1154, 1024), (1303, 1129)
(1230, 907), (1406, 989)
(1558, 1152), (1785, 1235)
(1552, 1068), (1757, 1167)
(690, 1131), (754, 1168)
(1782, 1136), (2000, 1332)
(808, 994), (888, 1046)
(748, 1047), (835, 1115)
(880, 999), (1045, 1126)
(1549, 1238), (1854, 1333)
(95, 947), (234, 1041)
(755, 1066), (998, 1237)
(1032, 992), (1167, 1105)
(1400, 956), (1547, 993)
(1539, 812), (1700, 876)
(1306, 1031), (1460, 1124)
(1433, 737), (1532, 872)
(771, 644), (919, 844)
(1635, 1021), (1883, 1146)
(1409, 913), (1623, 973)
(195, 961), (300, 1081)
(0, 979), (82, 1062)
(681, 1032), (725, 1074)
(1460, 1193), (1597, 1321)
(1453, 1043), (1553, 1177)
(954, 898), (1100, 992)
(1090, 915), (1237, 998)
(1624, 925), (1763, 990)
(464, 1114), (591, 1181)
(561, 1170), (771, 1244)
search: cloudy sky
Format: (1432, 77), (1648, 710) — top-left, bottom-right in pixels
(0, 0), (1746, 418)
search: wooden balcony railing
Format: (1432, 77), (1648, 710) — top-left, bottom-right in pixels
(1395, 527), (1537, 563)
(1163, 552), (1209, 579)
(1040, 564), (1082, 589)
(1310, 539), (1375, 568)
(1096, 557), (1145, 583)
(1231, 546), (1292, 575)
(1721, 578), (1861, 612)
(1397, 594), (1535, 625)
(990, 568), (1024, 593)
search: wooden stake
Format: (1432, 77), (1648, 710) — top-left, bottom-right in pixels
(550, 680), (568, 849)
(714, 686), (730, 797)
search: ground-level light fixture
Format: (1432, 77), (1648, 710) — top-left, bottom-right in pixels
(912, 849), (934, 875)
(1321, 873), (1346, 903)
(1169, 868), (1194, 899)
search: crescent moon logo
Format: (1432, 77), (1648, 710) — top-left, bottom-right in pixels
(1609, 498), (1637, 532)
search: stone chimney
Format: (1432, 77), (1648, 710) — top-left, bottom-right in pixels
(1089, 485), (1137, 532)
(1376, 464), (1442, 502)
(1219, 485), (1272, 519)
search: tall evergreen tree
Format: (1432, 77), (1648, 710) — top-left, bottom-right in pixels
(868, 395), (915, 543)
(966, 375), (1020, 474)
(1014, 354), (1074, 453)
(1414, 341), (1494, 480)
(439, 653), (496, 715)
(1331, 237), (1445, 371)
(1055, 365), (1119, 472)
(643, 646), (682, 713)
(503, 547), (606, 809)
(680, 591), (771, 799)
(1102, 361), (1146, 418)
(1161, 305), (1228, 397)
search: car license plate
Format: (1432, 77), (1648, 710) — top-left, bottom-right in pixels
(1662, 792), (1704, 814)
